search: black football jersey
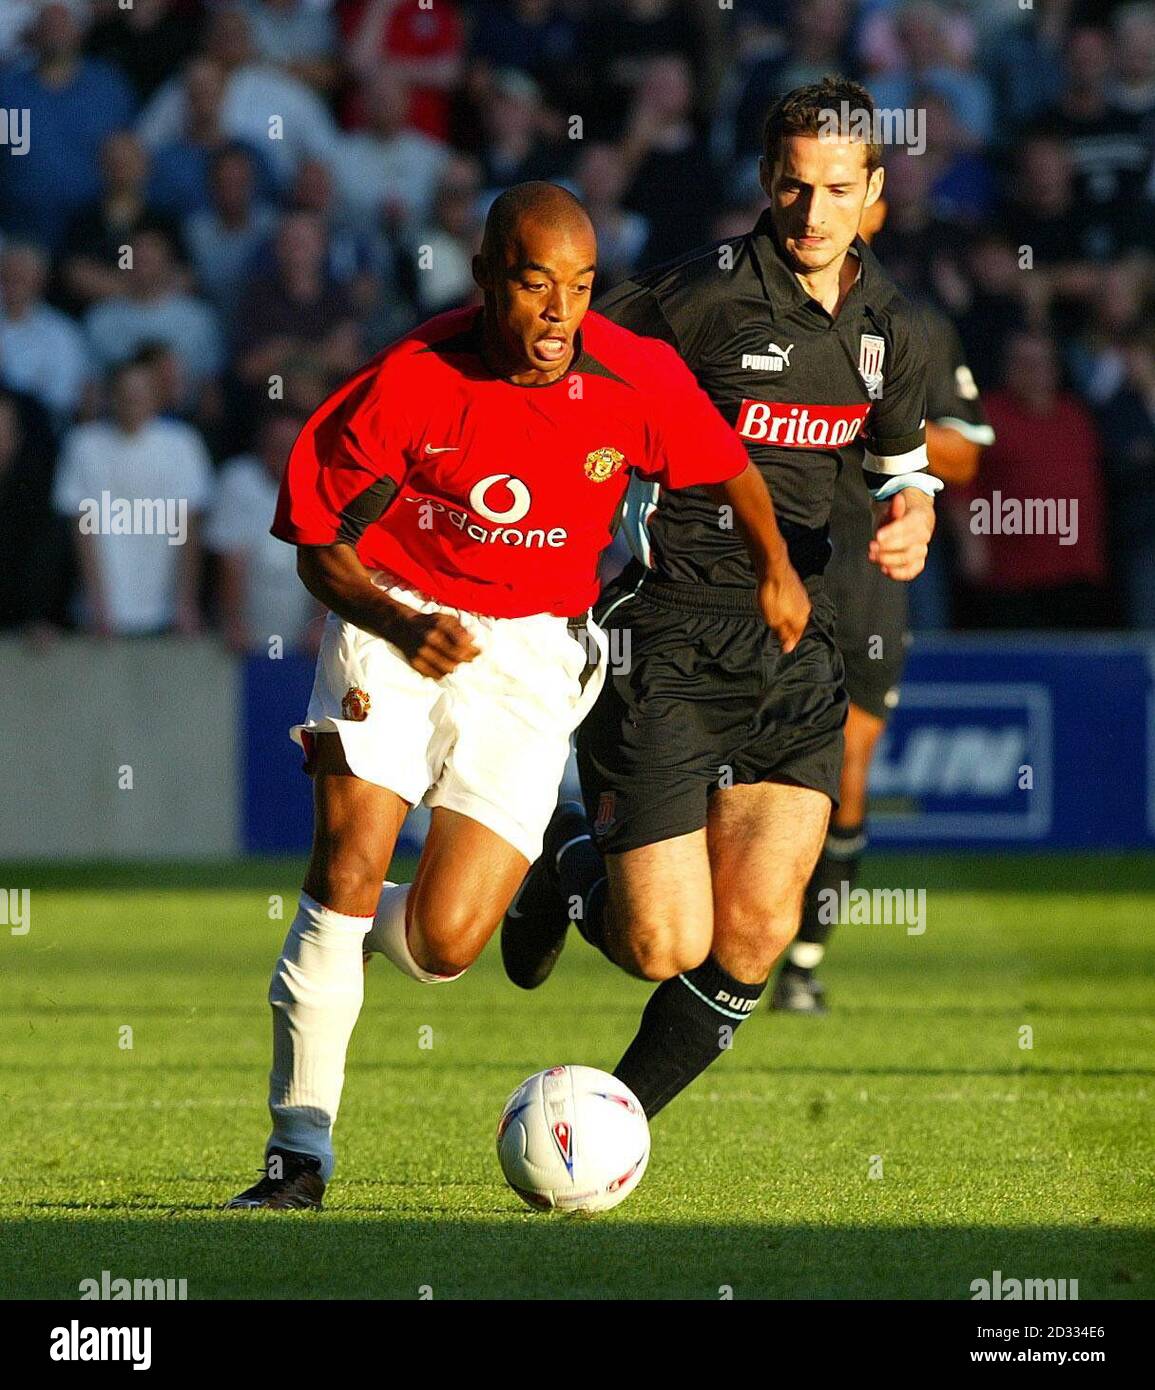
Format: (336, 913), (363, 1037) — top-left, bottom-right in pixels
(597, 209), (930, 588)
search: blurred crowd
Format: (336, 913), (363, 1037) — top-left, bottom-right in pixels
(1, 0), (1153, 648)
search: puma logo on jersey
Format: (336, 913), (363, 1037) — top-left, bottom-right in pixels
(742, 341), (793, 372)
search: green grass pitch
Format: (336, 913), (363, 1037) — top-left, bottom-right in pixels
(1, 854), (1152, 1300)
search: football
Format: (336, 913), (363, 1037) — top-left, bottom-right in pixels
(496, 1065), (651, 1214)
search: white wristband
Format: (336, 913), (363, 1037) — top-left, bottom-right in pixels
(869, 472), (944, 503)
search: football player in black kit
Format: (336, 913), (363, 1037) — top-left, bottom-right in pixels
(771, 190), (995, 1015)
(503, 78), (940, 1120)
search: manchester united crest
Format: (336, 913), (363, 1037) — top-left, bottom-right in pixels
(341, 686), (371, 722)
(584, 446), (626, 483)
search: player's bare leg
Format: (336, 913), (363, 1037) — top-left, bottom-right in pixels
(365, 806), (530, 979)
(599, 831), (714, 980)
(773, 703), (883, 1013)
(612, 781), (830, 1117)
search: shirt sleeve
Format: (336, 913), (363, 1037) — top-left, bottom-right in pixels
(634, 339), (750, 490)
(862, 299), (930, 481)
(271, 354), (410, 547)
(925, 310), (996, 446)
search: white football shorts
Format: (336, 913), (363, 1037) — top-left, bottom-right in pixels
(290, 571), (608, 862)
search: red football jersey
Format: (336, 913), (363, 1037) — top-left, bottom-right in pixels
(272, 306), (750, 618)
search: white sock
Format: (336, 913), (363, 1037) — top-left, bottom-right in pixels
(364, 880), (464, 983)
(789, 941), (825, 970)
(266, 892), (372, 1180)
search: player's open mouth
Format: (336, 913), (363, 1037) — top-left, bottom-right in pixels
(534, 336), (569, 362)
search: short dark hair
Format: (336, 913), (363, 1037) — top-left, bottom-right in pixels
(479, 181), (592, 267)
(762, 76), (883, 177)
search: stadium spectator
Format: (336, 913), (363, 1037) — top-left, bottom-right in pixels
(466, 0), (583, 113)
(1111, 3), (1155, 117)
(130, 341), (190, 424)
(617, 54), (724, 268)
(915, 87), (996, 226)
(276, 156), (389, 317)
(0, 240), (94, 428)
(331, 69), (450, 236)
(339, 0), (466, 141)
(205, 406), (322, 653)
(0, 1), (136, 250)
(1070, 261), (1152, 404)
(52, 360), (213, 637)
(999, 135), (1140, 340)
(1034, 23), (1151, 213)
(979, 0), (1067, 136)
(58, 130), (182, 315)
(473, 67), (567, 193)
(84, 228), (224, 412)
(136, 4), (339, 186)
(585, 0), (707, 137)
(0, 385), (65, 634)
(147, 58), (278, 220)
(730, 0), (854, 166)
(232, 211), (362, 392)
(572, 143), (649, 287)
(868, 146), (962, 303)
(86, 0), (207, 105)
(948, 232), (1038, 393)
(0, 1), (41, 64)
(953, 331), (1109, 629)
(239, 0), (340, 96)
(1095, 325), (1155, 628)
(182, 143), (279, 323)
(401, 155), (483, 315)
(866, 1), (995, 146)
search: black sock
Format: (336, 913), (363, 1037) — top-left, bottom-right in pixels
(789, 821), (866, 973)
(555, 833), (610, 953)
(613, 955), (767, 1118)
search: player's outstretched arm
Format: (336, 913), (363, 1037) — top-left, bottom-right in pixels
(705, 462), (811, 653)
(868, 487), (936, 582)
(296, 542), (480, 679)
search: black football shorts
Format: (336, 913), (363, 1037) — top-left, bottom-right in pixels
(576, 563), (847, 856)
(824, 467), (909, 721)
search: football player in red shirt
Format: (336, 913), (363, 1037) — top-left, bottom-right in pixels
(226, 181), (810, 1209)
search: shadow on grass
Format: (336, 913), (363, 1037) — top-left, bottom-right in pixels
(0, 1214), (1145, 1300)
(4, 853), (1155, 893)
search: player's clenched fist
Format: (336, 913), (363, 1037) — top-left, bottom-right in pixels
(757, 564), (811, 654)
(386, 610), (480, 678)
(868, 487), (936, 582)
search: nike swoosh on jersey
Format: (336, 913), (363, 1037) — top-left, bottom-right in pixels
(425, 444), (459, 453)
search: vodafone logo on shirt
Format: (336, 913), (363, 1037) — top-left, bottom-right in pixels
(736, 400), (871, 449)
(469, 473), (531, 523)
(406, 471), (568, 548)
